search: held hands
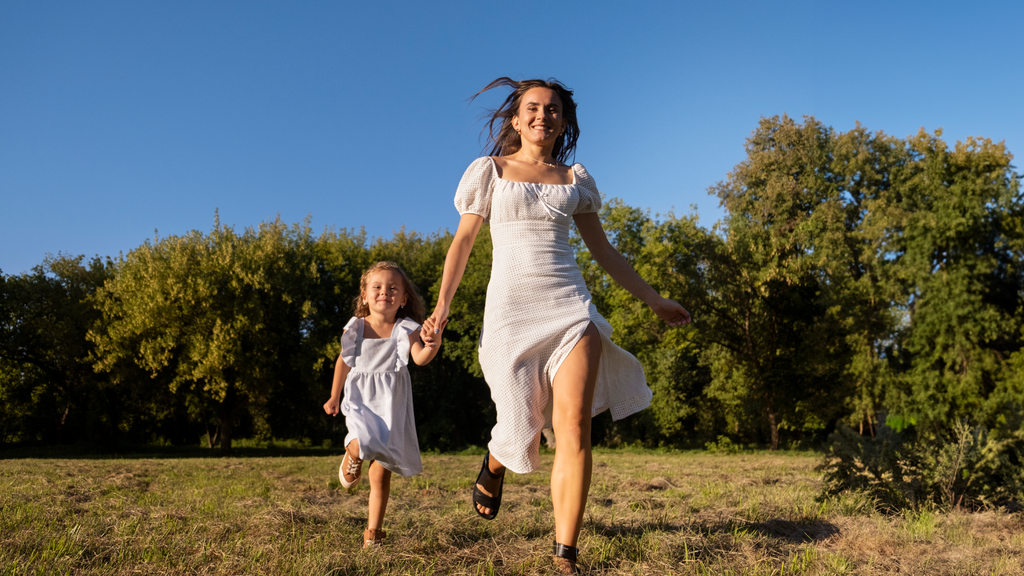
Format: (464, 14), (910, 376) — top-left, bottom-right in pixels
(651, 296), (691, 327)
(421, 311), (449, 350)
(423, 305), (450, 336)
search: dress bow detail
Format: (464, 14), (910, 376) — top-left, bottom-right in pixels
(532, 188), (568, 219)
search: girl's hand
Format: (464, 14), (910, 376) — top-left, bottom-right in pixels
(323, 397), (340, 416)
(651, 297), (691, 327)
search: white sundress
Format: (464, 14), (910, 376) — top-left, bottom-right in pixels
(340, 316), (423, 477)
(454, 157), (652, 474)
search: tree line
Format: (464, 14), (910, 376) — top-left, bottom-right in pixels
(2, 116), (1022, 453)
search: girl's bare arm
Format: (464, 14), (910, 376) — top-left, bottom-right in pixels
(409, 326), (443, 366)
(324, 351), (351, 416)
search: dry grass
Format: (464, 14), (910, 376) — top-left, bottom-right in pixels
(1, 449), (1022, 575)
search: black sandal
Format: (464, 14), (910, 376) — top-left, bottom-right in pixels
(553, 541), (580, 575)
(472, 452), (505, 520)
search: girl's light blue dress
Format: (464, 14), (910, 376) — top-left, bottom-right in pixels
(340, 316), (422, 476)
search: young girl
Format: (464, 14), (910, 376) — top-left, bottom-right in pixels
(323, 261), (444, 548)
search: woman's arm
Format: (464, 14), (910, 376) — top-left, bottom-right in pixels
(423, 213), (485, 334)
(574, 212), (691, 327)
(323, 352), (351, 416)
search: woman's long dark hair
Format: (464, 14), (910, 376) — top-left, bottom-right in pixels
(471, 77), (580, 165)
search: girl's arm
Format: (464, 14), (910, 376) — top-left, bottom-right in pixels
(574, 212), (691, 327)
(424, 213), (485, 334)
(323, 351), (351, 416)
(409, 326), (444, 366)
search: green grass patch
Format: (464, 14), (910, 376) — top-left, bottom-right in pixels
(1, 451), (1021, 574)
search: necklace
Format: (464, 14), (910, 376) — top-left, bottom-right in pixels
(518, 151), (560, 168)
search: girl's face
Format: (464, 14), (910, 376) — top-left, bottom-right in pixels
(511, 87), (564, 147)
(363, 269), (408, 319)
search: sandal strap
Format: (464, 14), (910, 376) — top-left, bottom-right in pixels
(472, 484), (501, 508)
(553, 541), (579, 562)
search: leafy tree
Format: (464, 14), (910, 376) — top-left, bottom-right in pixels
(826, 124), (911, 435)
(0, 255), (112, 443)
(880, 131), (1024, 430)
(693, 116), (861, 449)
(90, 216), (321, 449)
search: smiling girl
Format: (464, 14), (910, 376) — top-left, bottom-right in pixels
(323, 261), (443, 548)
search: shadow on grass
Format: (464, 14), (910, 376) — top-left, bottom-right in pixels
(588, 517), (840, 544)
(749, 518), (840, 543)
(0, 443), (343, 460)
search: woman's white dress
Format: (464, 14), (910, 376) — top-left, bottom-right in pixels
(340, 316), (422, 477)
(455, 157), (651, 474)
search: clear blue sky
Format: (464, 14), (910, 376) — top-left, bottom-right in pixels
(2, 0), (1021, 275)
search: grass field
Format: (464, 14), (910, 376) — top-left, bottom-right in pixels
(1, 448), (1022, 575)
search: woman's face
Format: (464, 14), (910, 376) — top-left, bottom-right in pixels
(511, 87), (564, 147)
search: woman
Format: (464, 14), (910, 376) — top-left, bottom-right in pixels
(424, 77), (690, 574)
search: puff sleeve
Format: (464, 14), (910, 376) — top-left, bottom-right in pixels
(573, 163), (603, 215)
(454, 157), (496, 221)
(393, 317), (422, 369)
(340, 317), (360, 367)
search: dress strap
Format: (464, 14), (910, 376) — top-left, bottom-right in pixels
(340, 317), (361, 367)
(392, 317), (422, 370)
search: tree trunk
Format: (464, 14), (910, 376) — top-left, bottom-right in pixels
(766, 397), (779, 451)
(217, 387), (237, 450)
(219, 416), (232, 450)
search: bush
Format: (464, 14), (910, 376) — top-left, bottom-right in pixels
(704, 435), (743, 454)
(819, 420), (1024, 512)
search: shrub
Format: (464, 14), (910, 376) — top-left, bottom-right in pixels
(819, 420), (1024, 512)
(704, 435), (742, 454)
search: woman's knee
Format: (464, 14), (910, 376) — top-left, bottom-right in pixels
(552, 418), (592, 448)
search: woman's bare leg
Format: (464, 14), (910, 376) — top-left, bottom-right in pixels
(367, 461), (391, 530)
(551, 322), (601, 546)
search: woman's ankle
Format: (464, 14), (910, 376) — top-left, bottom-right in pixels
(487, 455), (505, 475)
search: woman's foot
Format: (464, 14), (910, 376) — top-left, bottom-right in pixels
(553, 542), (579, 574)
(362, 528), (386, 548)
(472, 452), (506, 519)
(339, 441), (364, 489)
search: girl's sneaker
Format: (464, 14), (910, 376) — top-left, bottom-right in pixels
(339, 448), (363, 488)
(363, 528), (386, 548)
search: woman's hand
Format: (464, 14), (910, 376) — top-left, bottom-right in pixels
(651, 297), (691, 327)
(323, 396), (340, 416)
(419, 316), (448, 350)
(423, 305), (450, 336)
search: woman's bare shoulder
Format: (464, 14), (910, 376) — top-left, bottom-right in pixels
(488, 156), (505, 178)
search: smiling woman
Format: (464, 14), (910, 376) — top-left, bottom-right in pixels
(474, 77), (580, 166)
(424, 77), (691, 574)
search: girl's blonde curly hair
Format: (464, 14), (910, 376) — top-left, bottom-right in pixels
(352, 261), (426, 324)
